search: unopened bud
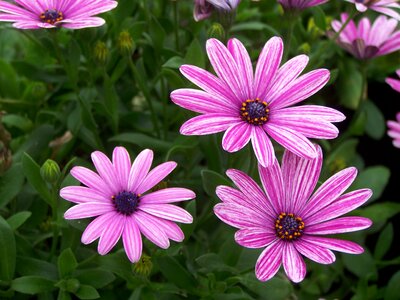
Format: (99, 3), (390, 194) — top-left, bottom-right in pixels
(40, 159), (61, 184)
(207, 23), (225, 39)
(94, 41), (109, 64)
(133, 254), (152, 276)
(117, 31), (135, 56)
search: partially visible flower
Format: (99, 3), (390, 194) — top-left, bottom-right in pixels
(386, 69), (400, 92)
(387, 112), (400, 148)
(194, 0), (240, 21)
(331, 13), (400, 60)
(214, 145), (372, 283)
(60, 147), (195, 263)
(171, 37), (345, 167)
(278, 0), (328, 11)
(346, 0), (400, 21)
(117, 31), (135, 56)
(94, 41), (109, 64)
(0, 0), (117, 29)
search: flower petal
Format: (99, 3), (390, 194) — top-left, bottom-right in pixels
(264, 123), (317, 159)
(258, 159), (285, 213)
(133, 211), (170, 249)
(235, 227), (277, 249)
(273, 105), (346, 122)
(136, 162), (177, 195)
(282, 243), (306, 283)
(306, 189), (372, 226)
(140, 188), (195, 204)
(306, 216), (372, 235)
(251, 126), (275, 167)
(302, 235), (364, 254)
(98, 215), (125, 255)
(222, 122), (252, 152)
(294, 239), (336, 264)
(253, 37), (283, 102)
(60, 186), (110, 203)
(81, 212), (117, 244)
(301, 167), (357, 218)
(180, 114), (241, 135)
(214, 203), (267, 229)
(112, 147), (131, 191)
(91, 151), (119, 194)
(148, 217), (185, 242)
(255, 240), (283, 282)
(281, 145), (322, 213)
(127, 149), (153, 193)
(64, 202), (114, 220)
(122, 217), (143, 263)
(138, 203), (193, 224)
(70, 166), (113, 196)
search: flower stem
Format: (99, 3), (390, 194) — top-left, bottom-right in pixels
(173, 0), (179, 51)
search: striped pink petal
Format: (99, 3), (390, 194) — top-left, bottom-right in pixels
(60, 186), (110, 203)
(282, 243), (306, 283)
(294, 239), (336, 264)
(251, 126), (275, 167)
(255, 241), (283, 282)
(235, 227), (277, 249)
(127, 149), (153, 192)
(302, 235), (364, 254)
(222, 122), (252, 152)
(122, 217), (142, 263)
(136, 161), (177, 195)
(81, 212), (117, 244)
(180, 114), (241, 135)
(64, 202), (114, 219)
(98, 215), (125, 255)
(306, 216), (372, 235)
(140, 188), (195, 204)
(138, 203), (193, 224)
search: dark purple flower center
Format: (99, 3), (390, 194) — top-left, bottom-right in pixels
(240, 98), (270, 125)
(275, 212), (305, 241)
(112, 191), (140, 215)
(40, 9), (63, 24)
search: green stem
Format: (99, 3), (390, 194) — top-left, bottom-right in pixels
(127, 58), (161, 138)
(173, 0), (179, 51)
(283, 14), (297, 62)
(359, 61), (368, 102)
(48, 187), (60, 261)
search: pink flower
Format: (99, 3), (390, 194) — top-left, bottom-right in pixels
(332, 13), (400, 60)
(193, 0), (240, 21)
(347, 0), (400, 21)
(386, 69), (400, 92)
(214, 145), (372, 283)
(387, 112), (400, 148)
(171, 37), (345, 167)
(278, 0), (328, 10)
(60, 147), (195, 263)
(0, 0), (117, 29)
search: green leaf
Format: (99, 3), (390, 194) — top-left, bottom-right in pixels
(155, 256), (197, 292)
(359, 202), (400, 225)
(76, 269), (115, 289)
(337, 59), (362, 110)
(64, 39), (81, 88)
(162, 56), (184, 69)
(0, 216), (16, 280)
(16, 256), (58, 279)
(196, 253), (236, 273)
(363, 101), (385, 140)
(184, 39), (205, 69)
(351, 166), (390, 202)
(385, 271), (400, 300)
(109, 133), (173, 152)
(374, 223), (393, 260)
(74, 284), (100, 299)
(201, 169), (232, 197)
(311, 6), (327, 30)
(58, 248), (78, 278)
(0, 162), (25, 209)
(6, 211), (32, 230)
(239, 273), (293, 300)
(0, 58), (19, 98)
(21, 152), (53, 206)
(342, 250), (377, 280)
(11, 276), (55, 294)
(1, 114), (33, 132)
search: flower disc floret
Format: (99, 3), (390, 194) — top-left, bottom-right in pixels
(240, 98), (270, 125)
(112, 191), (140, 215)
(275, 213), (304, 240)
(40, 9), (63, 24)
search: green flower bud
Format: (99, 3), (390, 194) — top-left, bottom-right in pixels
(65, 279), (80, 293)
(298, 43), (311, 54)
(133, 254), (152, 276)
(93, 41), (109, 64)
(40, 159), (61, 184)
(207, 23), (225, 40)
(117, 31), (135, 56)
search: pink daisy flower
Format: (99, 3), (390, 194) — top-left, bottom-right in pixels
(0, 0), (117, 29)
(214, 145), (372, 283)
(171, 37), (345, 167)
(278, 0), (328, 11)
(386, 69), (400, 92)
(193, 0), (240, 21)
(60, 147), (195, 263)
(387, 112), (400, 148)
(332, 13), (400, 60)
(346, 0), (400, 21)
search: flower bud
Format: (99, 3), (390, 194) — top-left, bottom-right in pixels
(133, 254), (152, 276)
(40, 159), (61, 184)
(207, 22), (225, 40)
(117, 31), (135, 56)
(93, 41), (109, 64)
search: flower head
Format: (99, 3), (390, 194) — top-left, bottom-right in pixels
(194, 0), (240, 21)
(386, 69), (400, 92)
(0, 0), (117, 29)
(387, 112), (400, 148)
(278, 0), (328, 11)
(346, 0), (400, 21)
(60, 147), (195, 263)
(332, 13), (400, 60)
(171, 37), (345, 167)
(214, 145), (372, 282)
